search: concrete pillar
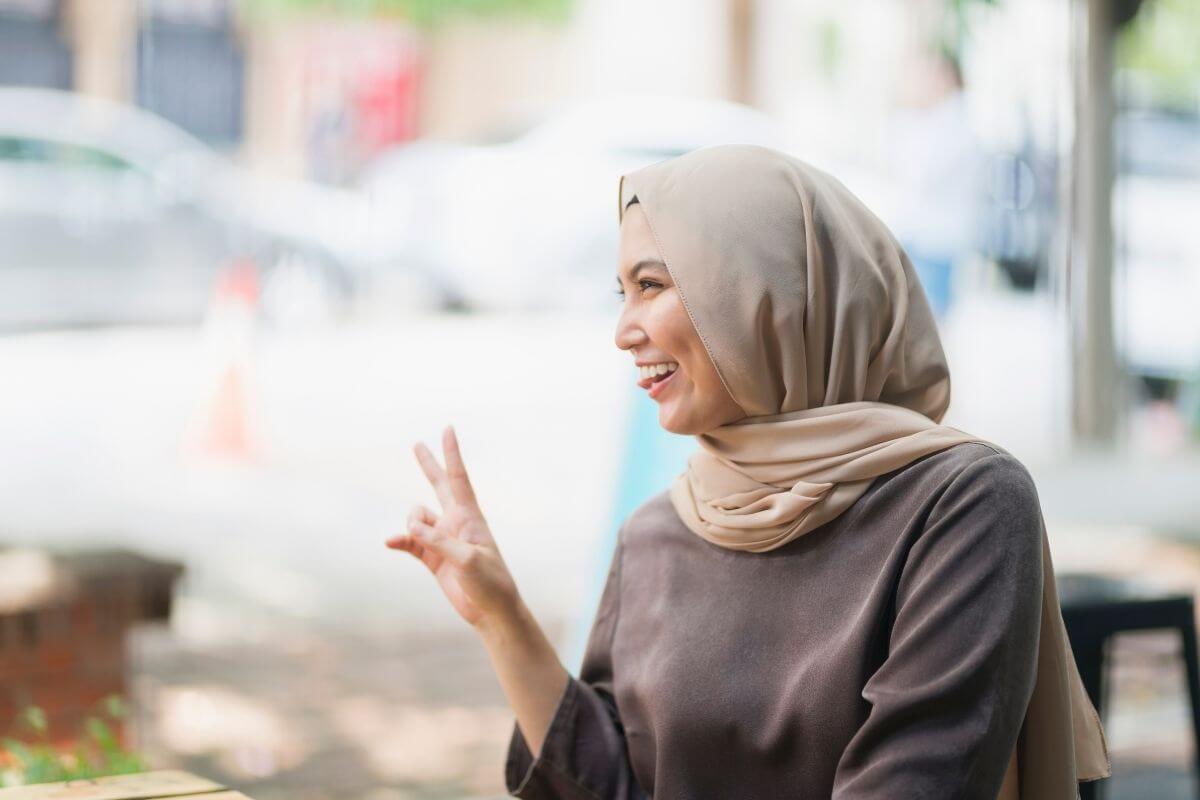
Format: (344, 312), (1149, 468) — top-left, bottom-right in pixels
(1069, 0), (1124, 447)
(63, 0), (137, 102)
(727, 0), (756, 105)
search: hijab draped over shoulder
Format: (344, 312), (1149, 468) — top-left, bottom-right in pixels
(617, 144), (1109, 798)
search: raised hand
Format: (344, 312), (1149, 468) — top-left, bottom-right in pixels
(385, 425), (519, 629)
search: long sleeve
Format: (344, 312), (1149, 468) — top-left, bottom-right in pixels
(832, 451), (1044, 799)
(505, 531), (648, 799)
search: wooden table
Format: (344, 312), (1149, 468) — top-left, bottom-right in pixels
(0, 771), (252, 799)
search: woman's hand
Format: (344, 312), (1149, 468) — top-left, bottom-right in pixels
(387, 426), (569, 758)
(385, 425), (519, 630)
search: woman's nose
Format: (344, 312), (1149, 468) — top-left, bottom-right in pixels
(614, 305), (645, 353)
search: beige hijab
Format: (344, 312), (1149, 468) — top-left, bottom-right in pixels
(617, 144), (1109, 798)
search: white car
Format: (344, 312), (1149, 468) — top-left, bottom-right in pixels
(357, 94), (796, 312)
(0, 88), (388, 329)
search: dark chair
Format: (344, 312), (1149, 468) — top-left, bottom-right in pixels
(1058, 572), (1200, 800)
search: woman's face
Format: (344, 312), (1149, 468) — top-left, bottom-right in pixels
(613, 203), (745, 435)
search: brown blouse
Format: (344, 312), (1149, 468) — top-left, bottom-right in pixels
(505, 442), (1046, 799)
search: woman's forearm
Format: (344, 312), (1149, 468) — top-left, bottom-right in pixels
(477, 598), (570, 758)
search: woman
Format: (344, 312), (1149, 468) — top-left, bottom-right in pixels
(385, 144), (1110, 798)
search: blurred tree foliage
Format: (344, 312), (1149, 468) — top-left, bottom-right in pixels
(1, 697), (146, 787)
(240, 0), (574, 27)
(940, 0), (997, 63)
(1117, 0), (1200, 108)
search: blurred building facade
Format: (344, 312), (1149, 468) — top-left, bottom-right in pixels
(0, 0), (423, 179)
(0, 0), (1070, 180)
(0, 0), (931, 178)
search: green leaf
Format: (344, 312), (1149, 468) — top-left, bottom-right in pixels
(20, 708), (47, 738)
(102, 694), (129, 721)
(85, 718), (118, 752)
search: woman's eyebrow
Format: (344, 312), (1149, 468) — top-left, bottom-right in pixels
(619, 259), (667, 283)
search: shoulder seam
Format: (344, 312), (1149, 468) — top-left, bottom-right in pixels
(957, 441), (1007, 459)
(946, 442), (1021, 473)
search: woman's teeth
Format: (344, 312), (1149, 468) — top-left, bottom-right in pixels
(639, 362), (678, 381)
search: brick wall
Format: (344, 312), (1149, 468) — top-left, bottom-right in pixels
(0, 549), (183, 752)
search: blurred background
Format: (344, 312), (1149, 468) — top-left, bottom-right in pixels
(1, 0), (1198, 797)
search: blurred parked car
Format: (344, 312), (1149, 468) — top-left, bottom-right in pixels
(1114, 108), (1200, 380)
(357, 94), (796, 312)
(0, 88), (394, 329)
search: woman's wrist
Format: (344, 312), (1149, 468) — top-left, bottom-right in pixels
(474, 592), (537, 646)
(475, 597), (565, 685)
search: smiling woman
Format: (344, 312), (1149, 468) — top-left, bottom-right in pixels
(388, 144), (1110, 800)
(612, 203), (745, 435)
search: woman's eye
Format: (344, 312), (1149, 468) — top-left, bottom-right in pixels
(613, 279), (661, 300)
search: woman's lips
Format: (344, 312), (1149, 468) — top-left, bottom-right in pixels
(648, 368), (677, 399)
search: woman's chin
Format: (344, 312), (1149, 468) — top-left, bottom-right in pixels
(658, 404), (694, 436)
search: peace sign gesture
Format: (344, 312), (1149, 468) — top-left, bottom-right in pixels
(386, 425), (519, 629)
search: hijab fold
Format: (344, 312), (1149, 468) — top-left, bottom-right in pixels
(617, 145), (1110, 798)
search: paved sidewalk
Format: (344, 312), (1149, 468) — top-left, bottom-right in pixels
(129, 621), (536, 800)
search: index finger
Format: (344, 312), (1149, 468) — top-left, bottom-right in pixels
(413, 441), (454, 511)
(442, 426), (482, 514)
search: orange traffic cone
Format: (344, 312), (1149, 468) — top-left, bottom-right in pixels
(186, 258), (260, 461)
(199, 363), (252, 457)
